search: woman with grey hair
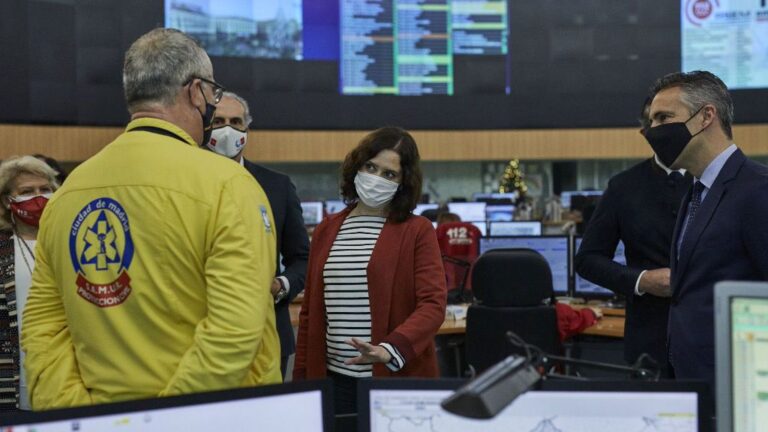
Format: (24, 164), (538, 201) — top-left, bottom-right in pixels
(0, 155), (59, 411)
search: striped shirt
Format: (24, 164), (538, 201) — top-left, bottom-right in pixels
(323, 216), (404, 377)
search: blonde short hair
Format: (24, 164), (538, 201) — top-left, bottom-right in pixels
(0, 155), (60, 230)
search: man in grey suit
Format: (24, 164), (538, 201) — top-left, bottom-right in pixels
(645, 70), (768, 387)
(206, 91), (310, 378)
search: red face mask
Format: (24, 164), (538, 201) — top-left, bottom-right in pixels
(9, 194), (51, 228)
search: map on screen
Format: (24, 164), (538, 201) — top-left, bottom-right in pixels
(369, 389), (697, 432)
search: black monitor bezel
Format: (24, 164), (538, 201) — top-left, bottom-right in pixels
(357, 378), (711, 432)
(0, 379), (334, 431)
(560, 190), (605, 209)
(479, 235), (570, 295)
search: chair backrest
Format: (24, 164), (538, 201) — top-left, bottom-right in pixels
(465, 248), (560, 374)
(471, 248), (553, 307)
(436, 222), (482, 291)
(465, 305), (559, 374)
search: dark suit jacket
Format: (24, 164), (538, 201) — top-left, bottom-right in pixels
(670, 149), (768, 385)
(575, 158), (690, 365)
(244, 159), (309, 357)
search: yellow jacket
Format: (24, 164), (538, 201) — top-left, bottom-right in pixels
(22, 118), (281, 409)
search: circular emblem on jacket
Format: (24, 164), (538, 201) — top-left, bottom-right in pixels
(69, 197), (134, 307)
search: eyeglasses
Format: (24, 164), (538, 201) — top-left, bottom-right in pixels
(184, 76), (226, 104)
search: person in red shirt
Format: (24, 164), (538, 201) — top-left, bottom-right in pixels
(436, 213), (482, 299)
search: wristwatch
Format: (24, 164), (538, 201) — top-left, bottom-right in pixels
(274, 278), (289, 304)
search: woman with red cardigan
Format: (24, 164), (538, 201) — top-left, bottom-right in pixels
(293, 127), (447, 418)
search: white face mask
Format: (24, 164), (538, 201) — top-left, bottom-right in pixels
(354, 171), (399, 209)
(207, 126), (247, 158)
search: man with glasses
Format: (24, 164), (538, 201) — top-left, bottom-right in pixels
(206, 92), (309, 379)
(22, 28), (281, 409)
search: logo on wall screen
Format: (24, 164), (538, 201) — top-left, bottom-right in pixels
(69, 198), (134, 308)
(685, 0), (718, 25)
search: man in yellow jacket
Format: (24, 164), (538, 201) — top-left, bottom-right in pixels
(21, 28), (281, 409)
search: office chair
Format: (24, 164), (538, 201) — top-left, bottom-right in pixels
(465, 248), (561, 374)
(435, 221), (482, 303)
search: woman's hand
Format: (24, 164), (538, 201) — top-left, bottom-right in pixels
(344, 338), (392, 365)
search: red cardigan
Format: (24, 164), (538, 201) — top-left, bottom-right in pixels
(294, 208), (447, 379)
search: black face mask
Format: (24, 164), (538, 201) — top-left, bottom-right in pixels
(644, 107), (706, 168)
(192, 84), (216, 147)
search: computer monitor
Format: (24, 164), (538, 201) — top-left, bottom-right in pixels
(485, 204), (516, 222)
(472, 192), (517, 203)
(470, 221), (487, 237)
(358, 379), (710, 432)
(324, 199), (347, 215)
(447, 202), (486, 222)
(300, 201), (324, 225)
(0, 380), (333, 431)
(573, 237), (627, 298)
(488, 221), (542, 236)
(434, 222), (486, 236)
(479, 236), (569, 295)
(560, 190), (604, 209)
(715, 281), (768, 432)
(414, 203), (439, 217)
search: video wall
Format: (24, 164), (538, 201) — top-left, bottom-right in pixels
(1, 0), (766, 129)
(681, 0), (768, 90)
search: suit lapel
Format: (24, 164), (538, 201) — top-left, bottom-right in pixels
(673, 150), (746, 292)
(367, 219), (406, 342)
(243, 159), (259, 178)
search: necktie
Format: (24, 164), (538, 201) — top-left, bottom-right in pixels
(679, 181), (705, 251)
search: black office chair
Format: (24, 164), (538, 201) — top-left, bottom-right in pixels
(465, 248), (561, 375)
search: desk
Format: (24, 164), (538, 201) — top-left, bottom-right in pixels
(577, 316), (624, 338)
(289, 303), (624, 338)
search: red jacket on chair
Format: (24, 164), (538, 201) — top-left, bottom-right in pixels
(294, 207), (447, 380)
(436, 222), (482, 291)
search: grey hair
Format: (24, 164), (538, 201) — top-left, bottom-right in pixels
(123, 28), (213, 113)
(0, 155), (60, 230)
(650, 71), (734, 139)
(221, 91), (253, 127)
